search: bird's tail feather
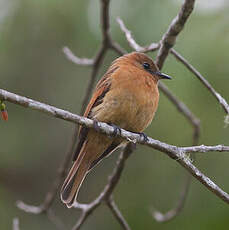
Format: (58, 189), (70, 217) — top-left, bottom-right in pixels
(60, 150), (89, 208)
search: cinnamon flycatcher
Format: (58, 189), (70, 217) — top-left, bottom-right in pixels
(61, 52), (171, 207)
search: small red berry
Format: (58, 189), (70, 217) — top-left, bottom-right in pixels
(1, 110), (8, 121)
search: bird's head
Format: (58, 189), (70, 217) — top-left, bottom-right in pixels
(119, 52), (172, 81)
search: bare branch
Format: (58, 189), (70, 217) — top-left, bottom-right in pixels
(181, 144), (229, 153)
(102, 143), (133, 198)
(80, 45), (107, 114)
(225, 115), (229, 128)
(170, 49), (229, 115)
(100, 0), (127, 56)
(79, 0), (116, 114)
(62, 47), (94, 66)
(159, 82), (200, 136)
(109, 41), (127, 55)
(116, 17), (159, 53)
(101, 0), (111, 44)
(156, 0), (195, 70)
(152, 174), (191, 222)
(107, 196), (131, 230)
(16, 200), (42, 214)
(12, 218), (20, 230)
(47, 209), (66, 230)
(1, 89), (229, 205)
(71, 211), (88, 230)
(117, 17), (143, 52)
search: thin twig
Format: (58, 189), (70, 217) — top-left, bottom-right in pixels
(158, 82), (200, 133)
(71, 211), (87, 230)
(80, 0), (114, 114)
(12, 218), (20, 230)
(156, 0), (195, 70)
(151, 173), (191, 222)
(80, 45), (107, 114)
(47, 209), (66, 230)
(170, 49), (229, 116)
(62, 47), (94, 66)
(116, 17), (159, 53)
(16, 200), (43, 214)
(116, 17), (143, 52)
(109, 41), (127, 56)
(107, 196), (131, 230)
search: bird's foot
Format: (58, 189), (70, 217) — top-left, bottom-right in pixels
(135, 132), (149, 143)
(93, 119), (100, 132)
(108, 123), (122, 138)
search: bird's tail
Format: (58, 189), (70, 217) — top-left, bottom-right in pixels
(60, 150), (90, 208)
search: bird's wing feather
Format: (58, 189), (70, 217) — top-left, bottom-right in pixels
(73, 66), (119, 161)
(88, 140), (120, 170)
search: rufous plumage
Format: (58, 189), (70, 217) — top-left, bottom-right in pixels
(61, 52), (171, 207)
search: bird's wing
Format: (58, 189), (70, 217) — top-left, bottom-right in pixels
(73, 66), (119, 161)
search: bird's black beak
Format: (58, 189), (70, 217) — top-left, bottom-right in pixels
(155, 71), (172, 80)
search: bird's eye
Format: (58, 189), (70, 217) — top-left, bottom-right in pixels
(143, 62), (150, 70)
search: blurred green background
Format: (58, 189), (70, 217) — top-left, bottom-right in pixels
(1, 0), (229, 229)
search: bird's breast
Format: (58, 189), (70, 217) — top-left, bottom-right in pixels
(92, 73), (159, 132)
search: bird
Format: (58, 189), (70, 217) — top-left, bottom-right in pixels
(60, 52), (171, 207)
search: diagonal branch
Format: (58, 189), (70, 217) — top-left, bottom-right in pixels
(156, 0), (195, 70)
(106, 196), (131, 230)
(116, 17), (159, 53)
(47, 209), (66, 230)
(1, 89), (229, 205)
(117, 17), (144, 52)
(80, 45), (107, 114)
(170, 49), (229, 116)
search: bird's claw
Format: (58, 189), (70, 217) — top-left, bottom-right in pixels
(136, 132), (148, 143)
(93, 120), (100, 132)
(109, 123), (122, 138)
